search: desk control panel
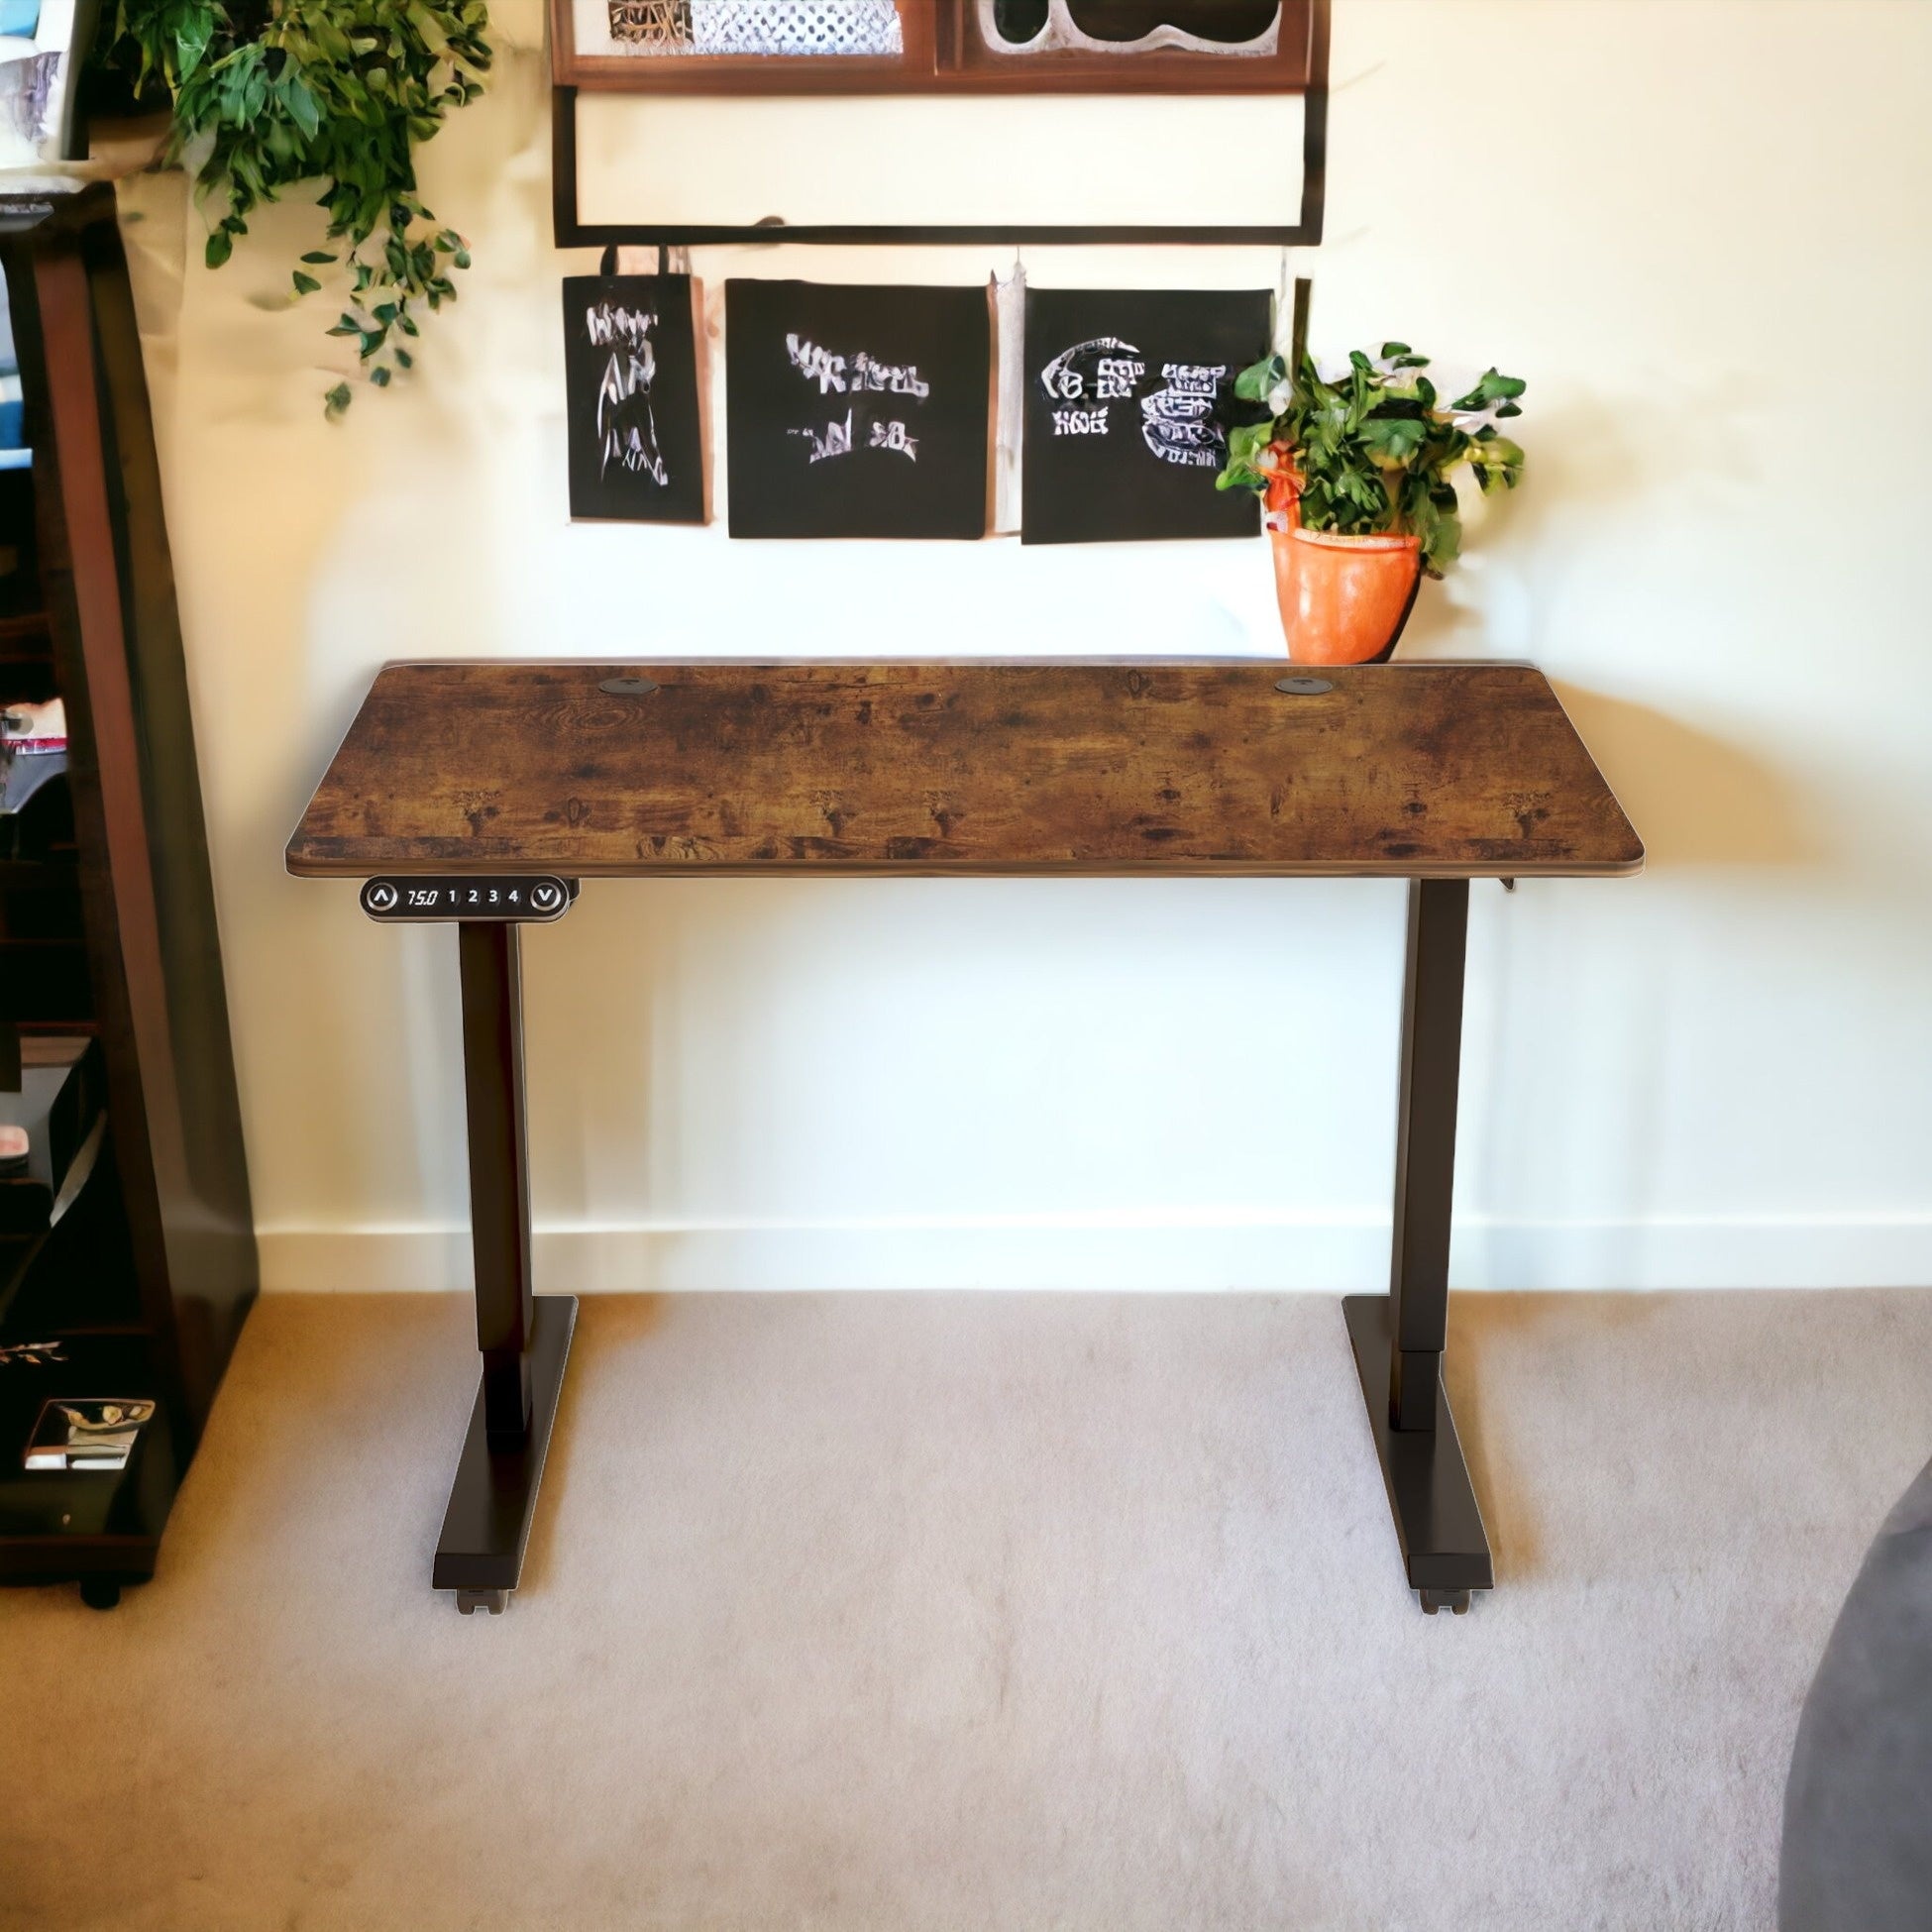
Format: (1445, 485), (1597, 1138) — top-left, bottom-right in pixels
(360, 876), (579, 924)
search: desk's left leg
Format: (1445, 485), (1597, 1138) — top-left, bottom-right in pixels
(432, 921), (577, 1613)
(1343, 878), (1493, 1614)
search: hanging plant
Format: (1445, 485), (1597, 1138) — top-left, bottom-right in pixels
(91, 0), (491, 415)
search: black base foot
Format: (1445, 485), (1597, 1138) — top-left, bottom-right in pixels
(433, 1294), (577, 1604)
(79, 1577), (121, 1611)
(1342, 1294), (1493, 1610)
(456, 1589), (508, 1615)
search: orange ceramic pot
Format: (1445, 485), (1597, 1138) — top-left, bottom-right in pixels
(1269, 525), (1424, 666)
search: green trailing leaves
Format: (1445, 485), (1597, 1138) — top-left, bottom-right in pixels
(1224, 420), (1275, 471)
(1358, 416), (1427, 469)
(1218, 343), (1529, 578)
(1451, 368), (1527, 412)
(1216, 462), (1270, 494)
(92, 0), (491, 412)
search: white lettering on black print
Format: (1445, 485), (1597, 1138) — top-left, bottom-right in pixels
(587, 302), (668, 484)
(1040, 337), (1234, 466)
(787, 334), (849, 394)
(791, 411), (855, 464)
(1141, 363), (1231, 468)
(852, 352), (931, 399)
(1039, 336), (1143, 411)
(785, 334), (930, 464)
(1160, 362), (1224, 399)
(869, 419), (918, 461)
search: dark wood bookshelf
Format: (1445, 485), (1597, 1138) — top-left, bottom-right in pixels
(0, 185), (256, 1608)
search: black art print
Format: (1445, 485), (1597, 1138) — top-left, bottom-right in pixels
(1021, 287), (1272, 545)
(563, 274), (705, 523)
(725, 280), (990, 541)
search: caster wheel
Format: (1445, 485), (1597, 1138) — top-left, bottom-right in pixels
(79, 1578), (122, 1611)
(456, 1589), (508, 1616)
(1420, 1588), (1471, 1616)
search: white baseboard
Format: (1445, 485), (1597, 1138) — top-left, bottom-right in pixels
(254, 1214), (1932, 1294)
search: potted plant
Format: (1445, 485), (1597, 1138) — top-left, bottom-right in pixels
(1218, 344), (1527, 665)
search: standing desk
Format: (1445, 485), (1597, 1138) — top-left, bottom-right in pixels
(286, 659), (1642, 1615)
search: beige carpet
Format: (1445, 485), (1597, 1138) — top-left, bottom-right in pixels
(4, 1290), (1930, 1931)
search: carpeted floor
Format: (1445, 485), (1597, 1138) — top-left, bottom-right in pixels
(3, 1289), (1930, 1931)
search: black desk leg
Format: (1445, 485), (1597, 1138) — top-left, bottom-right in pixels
(432, 921), (577, 1614)
(1343, 878), (1494, 1614)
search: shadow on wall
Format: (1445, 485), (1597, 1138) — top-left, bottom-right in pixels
(1395, 375), (1791, 729)
(1383, 384), (1814, 871)
(1554, 686), (1814, 870)
(516, 874), (1397, 1264)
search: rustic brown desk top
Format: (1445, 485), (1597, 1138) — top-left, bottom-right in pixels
(285, 660), (1643, 880)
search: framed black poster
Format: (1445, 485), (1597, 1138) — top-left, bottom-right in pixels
(563, 273), (706, 523)
(1021, 287), (1272, 544)
(725, 280), (990, 541)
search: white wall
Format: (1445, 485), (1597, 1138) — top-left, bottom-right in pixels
(117, 0), (1932, 1293)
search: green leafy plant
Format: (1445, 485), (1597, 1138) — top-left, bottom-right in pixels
(92, 0), (490, 415)
(1219, 345), (1527, 577)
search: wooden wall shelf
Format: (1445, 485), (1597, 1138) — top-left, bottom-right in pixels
(556, 0), (1318, 93)
(550, 0), (1330, 248)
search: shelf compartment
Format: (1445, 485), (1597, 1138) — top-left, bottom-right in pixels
(0, 934), (93, 1024)
(0, 1332), (176, 1575)
(0, 1038), (107, 1303)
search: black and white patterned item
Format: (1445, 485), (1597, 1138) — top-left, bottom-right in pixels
(689, 0), (903, 55)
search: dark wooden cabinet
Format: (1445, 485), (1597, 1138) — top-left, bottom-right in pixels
(0, 184), (255, 1606)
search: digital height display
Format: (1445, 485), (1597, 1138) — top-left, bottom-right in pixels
(359, 878), (578, 923)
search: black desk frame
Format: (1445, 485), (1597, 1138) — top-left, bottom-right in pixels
(432, 922), (577, 1613)
(1344, 877), (1490, 1611)
(429, 874), (1488, 1616)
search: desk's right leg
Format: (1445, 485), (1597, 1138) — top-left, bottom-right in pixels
(1343, 878), (1493, 1613)
(432, 921), (577, 1613)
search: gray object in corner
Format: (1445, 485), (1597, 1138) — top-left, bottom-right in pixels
(1780, 1454), (1932, 1931)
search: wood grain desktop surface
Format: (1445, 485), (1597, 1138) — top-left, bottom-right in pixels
(285, 660), (1643, 880)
